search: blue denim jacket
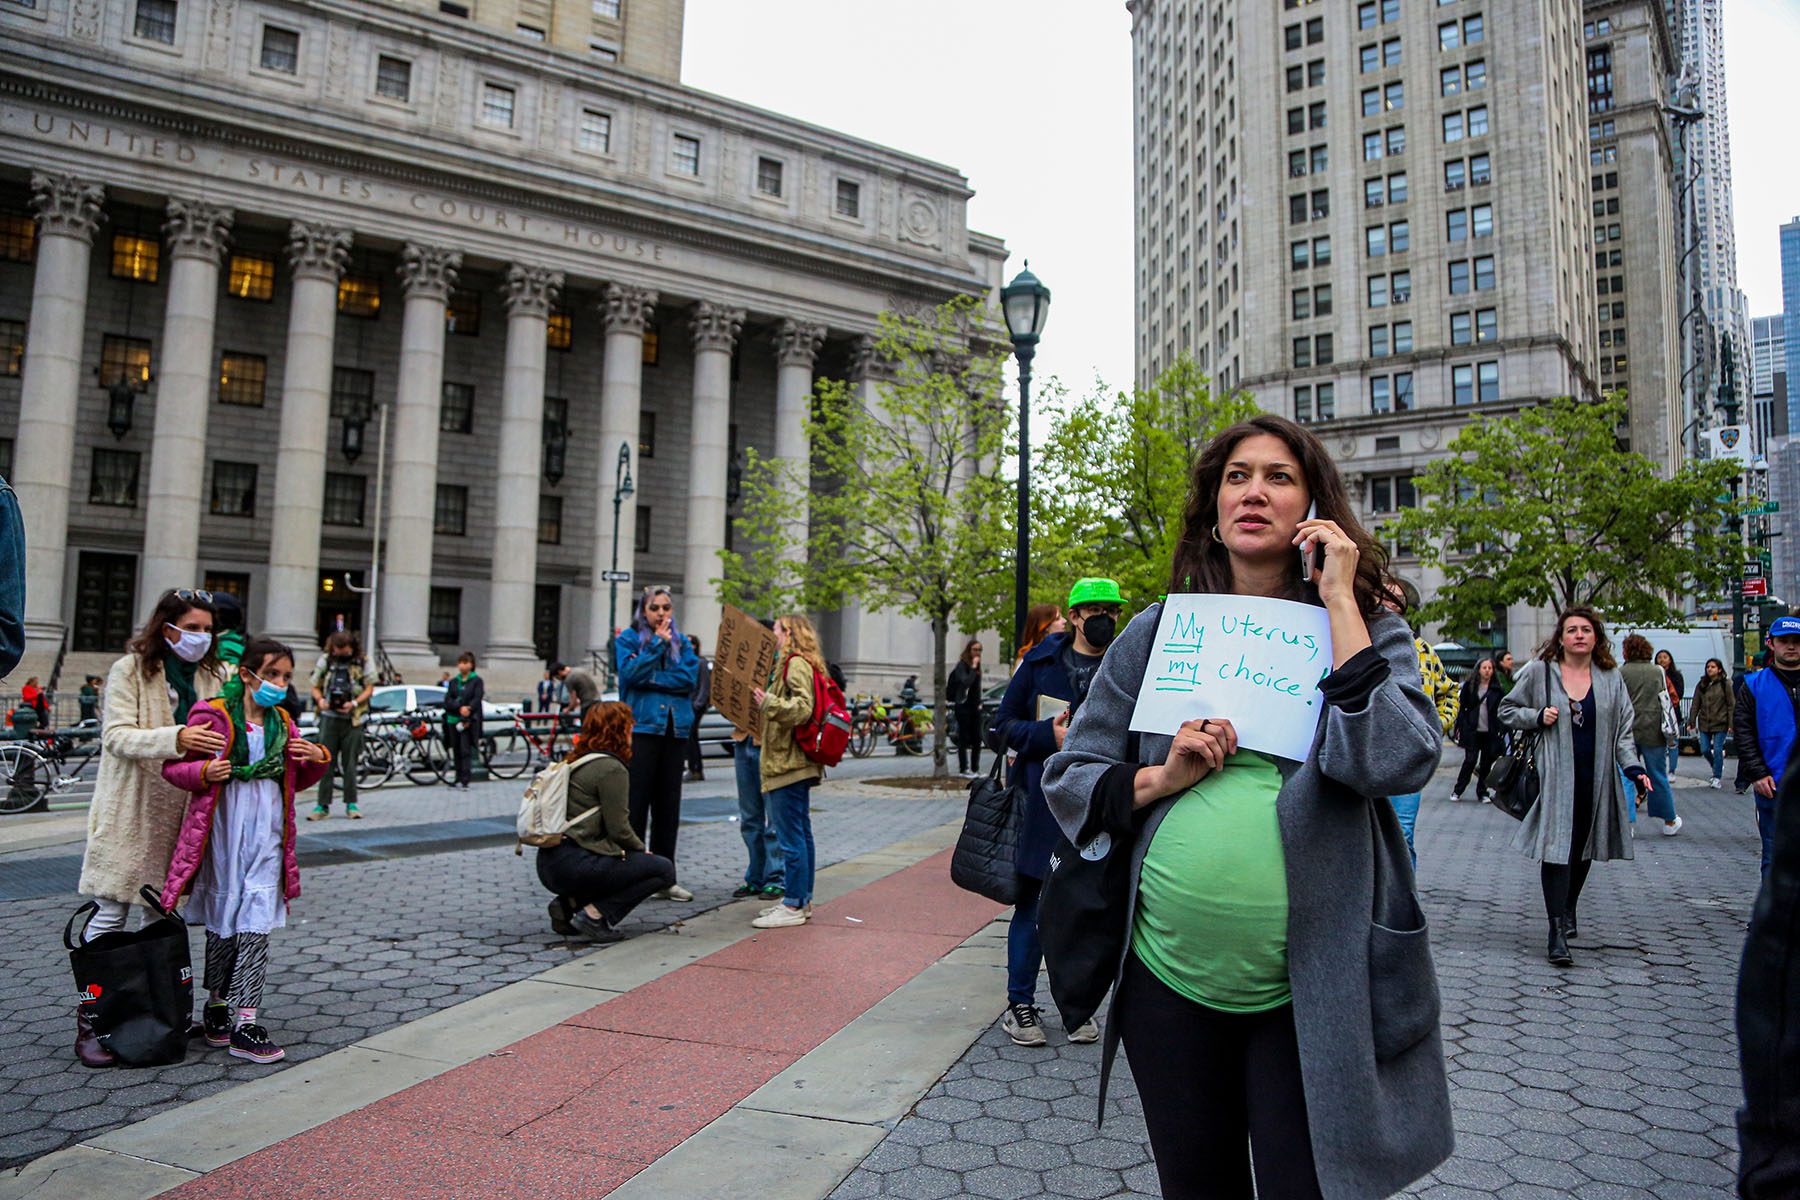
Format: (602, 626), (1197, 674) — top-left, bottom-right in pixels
(614, 627), (699, 738)
(0, 476), (24, 681)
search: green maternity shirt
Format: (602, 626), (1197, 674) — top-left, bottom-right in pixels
(1131, 749), (1292, 1013)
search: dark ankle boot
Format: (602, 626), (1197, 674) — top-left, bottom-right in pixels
(1547, 917), (1573, 967)
(76, 1009), (116, 1068)
(1565, 907), (1578, 941)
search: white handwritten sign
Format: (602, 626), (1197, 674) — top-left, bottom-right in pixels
(1128, 594), (1335, 761)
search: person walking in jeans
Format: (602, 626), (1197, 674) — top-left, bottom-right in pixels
(615, 587), (700, 902)
(750, 614), (828, 929)
(1690, 657), (1734, 790)
(308, 631), (373, 819)
(1619, 635), (1682, 836)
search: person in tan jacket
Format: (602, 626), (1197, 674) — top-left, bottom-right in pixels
(750, 614), (827, 929)
(75, 589), (227, 1066)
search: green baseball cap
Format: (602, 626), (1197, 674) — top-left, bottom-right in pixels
(1068, 578), (1124, 608)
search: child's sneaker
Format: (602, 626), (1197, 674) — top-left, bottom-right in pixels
(229, 1023), (285, 1064)
(202, 1002), (233, 1048)
(345, 803), (362, 819)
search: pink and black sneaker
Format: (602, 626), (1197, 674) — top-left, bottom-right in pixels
(228, 1023), (285, 1064)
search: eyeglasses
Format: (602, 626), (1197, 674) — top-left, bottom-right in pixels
(173, 589), (214, 604)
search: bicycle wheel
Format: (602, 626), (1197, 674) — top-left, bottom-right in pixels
(483, 727), (531, 779)
(0, 745), (51, 815)
(850, 717), (876, 758)
(402, 730), (451, 785)
(356, 733), (396, 789)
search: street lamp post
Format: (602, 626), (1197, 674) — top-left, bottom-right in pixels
(1000, 263), (1051, 649)
(606, 440), (635, 687)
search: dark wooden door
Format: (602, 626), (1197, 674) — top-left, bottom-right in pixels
(533, 584), (561, 663)
(72, 553), (137, 652)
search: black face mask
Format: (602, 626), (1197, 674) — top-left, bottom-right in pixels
(1080, 614), (1117, 650)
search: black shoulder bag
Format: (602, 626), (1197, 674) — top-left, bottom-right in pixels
(949, 754), (1021, 905)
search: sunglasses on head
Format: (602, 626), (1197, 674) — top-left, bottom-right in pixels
(173, 589), (214, 604)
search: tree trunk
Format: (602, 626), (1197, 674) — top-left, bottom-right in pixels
(931, 612), (950, 777)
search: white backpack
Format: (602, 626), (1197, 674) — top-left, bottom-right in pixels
(515, 752), (608, 854)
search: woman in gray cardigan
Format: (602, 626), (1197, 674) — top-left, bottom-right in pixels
(1498, 607), (1651, 966)
(1043, 415), (1451, 1200)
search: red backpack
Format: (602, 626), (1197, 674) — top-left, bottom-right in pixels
(786, 655), (853, 767)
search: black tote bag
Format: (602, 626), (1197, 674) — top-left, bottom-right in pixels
(950, 755), (1021, 905)
(1039, 822), (1137, 1033)
(1486, 728), (1542, 821)
(65, 886), (194, 1067)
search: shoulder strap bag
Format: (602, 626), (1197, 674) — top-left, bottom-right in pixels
(1486, 664), (1543, 820)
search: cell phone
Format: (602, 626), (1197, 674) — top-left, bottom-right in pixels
(1300, 501), (1324, 581)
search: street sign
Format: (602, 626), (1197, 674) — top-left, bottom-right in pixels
(1749, 502), (1781, 515)
(1706, 425), (1754, 465)
(1743, 578), (1769, 597)
(1745, 561), (1764, 578)
(600, 570), (632, 583)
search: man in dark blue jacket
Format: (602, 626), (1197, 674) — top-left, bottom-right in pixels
(0, 474), (23, 681)
(987, 577), (1124, 1048)
(1735, 616), (1800, 873)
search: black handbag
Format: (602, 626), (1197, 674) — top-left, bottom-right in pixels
(1486, 728), (1542, 820)
(1039, 820), (1139, 1033)
(950, 755), (1021, 905)
(65, 886), (194, 1067)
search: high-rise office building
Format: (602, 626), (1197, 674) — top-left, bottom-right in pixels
(1752, 313), (1786, 451)
(1583, 0), (1682, 469)
(1131, 0), (1615, 646)
(1677, 0), (1749, 402)
(1782, 218), (1800, 431)
(390, 0), (684, 79)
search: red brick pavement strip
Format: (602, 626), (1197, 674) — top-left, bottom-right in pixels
(161, 849), (1000, 1200)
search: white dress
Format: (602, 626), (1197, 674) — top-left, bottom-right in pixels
(187, 723), (287, 936)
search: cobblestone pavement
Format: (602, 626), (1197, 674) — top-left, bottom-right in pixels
(0, 767), (961, 1170)
(831, 765), (1757, 1200)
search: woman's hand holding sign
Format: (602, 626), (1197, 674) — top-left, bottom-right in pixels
(1135, 717), (1239, 809)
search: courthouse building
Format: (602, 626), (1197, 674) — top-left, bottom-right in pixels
(0, 0), (1006, 693)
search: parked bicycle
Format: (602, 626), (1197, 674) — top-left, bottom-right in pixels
(479, 711), (574, 781)
(848, 695), (932, 758)
(0, 729), (103, 815)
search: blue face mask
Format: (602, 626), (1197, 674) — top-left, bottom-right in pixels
(250, 675), (287, 709)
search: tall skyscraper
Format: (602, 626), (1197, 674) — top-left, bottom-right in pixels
(1783, 218), (1800, 430)
(1678, 0), (1750, 401)
(1129, 0), (1665, 646)
(1752, 313), (1786, 450)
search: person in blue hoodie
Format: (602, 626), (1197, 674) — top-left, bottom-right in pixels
(986, 577), (1123, 1048)
(0, 473), (24, 681)
(1734, 615), (1800, 873)
(615, 586), (700, 901)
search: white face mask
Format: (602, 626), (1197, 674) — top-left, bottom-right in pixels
(164, 624), (212, 663)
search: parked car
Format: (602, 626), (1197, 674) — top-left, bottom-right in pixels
(297, 684), (520, 736)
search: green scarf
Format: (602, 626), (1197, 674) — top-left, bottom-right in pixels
(166, 657), (200, 724)
(223, 693), (289, 782)
(215, 631), (248, 702)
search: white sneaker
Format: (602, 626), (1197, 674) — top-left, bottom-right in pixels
(1068, 1018), (1100, 1044)
(1662, 816), (1683, 837)
(654, 884), (694, 902)
(751, 903), (809, 929)
(1449, 793), (1463, 803)
(759, 901), (811, 918)
(1710, 778), (1722, 790)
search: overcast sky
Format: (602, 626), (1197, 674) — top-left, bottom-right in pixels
(684, 0), (1799, 393)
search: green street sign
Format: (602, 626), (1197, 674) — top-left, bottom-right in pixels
(1749, 502), (1781, 515)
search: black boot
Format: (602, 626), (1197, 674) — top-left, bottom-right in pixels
(1565, 907), (1578, 941)
(1547, 917), (1573, 967)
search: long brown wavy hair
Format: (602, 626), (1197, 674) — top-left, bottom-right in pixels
(1166, 414), (1394, 616)
(125, 590), (222, 678)
(1535, 606), (1619, 670)
(567, 700), (634, 763)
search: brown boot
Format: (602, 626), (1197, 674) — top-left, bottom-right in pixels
(76, 1009), (116, 1068)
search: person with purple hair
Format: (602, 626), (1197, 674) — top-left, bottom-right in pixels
(614, 586), (700, 901)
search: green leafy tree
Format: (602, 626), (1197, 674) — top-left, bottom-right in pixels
(718, 297), (1015, 775)
(1390, 395), (1745, 634)
(1033, 355), (1260, 609)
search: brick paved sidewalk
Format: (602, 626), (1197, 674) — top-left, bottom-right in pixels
(0, 777), (963, 1171)
(832, 766), (1757, 1200)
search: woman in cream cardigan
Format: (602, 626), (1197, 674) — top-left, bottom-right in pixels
(74, 589), (227, 1067)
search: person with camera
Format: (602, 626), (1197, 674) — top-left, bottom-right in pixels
(308, 631), (373, 820)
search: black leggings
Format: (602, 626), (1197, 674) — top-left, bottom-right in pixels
(1117, 953), (1324, 1200)
(1454, 731), (1505, 796)
(1541, 773), (1597, 920)
(536, 843), (676, 927)
(628, 732), (687, 863)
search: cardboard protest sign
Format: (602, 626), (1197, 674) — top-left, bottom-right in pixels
(1128, 594), (1334, 762)
(713, 604), (780, 735)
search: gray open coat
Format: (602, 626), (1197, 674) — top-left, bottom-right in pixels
(1497, 659), (1640, 864)
(1041, 604), (1453, 1200)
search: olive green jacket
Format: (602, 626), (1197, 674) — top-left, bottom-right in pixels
(564, 753), (643, 857)
(760, 655), (824, 793)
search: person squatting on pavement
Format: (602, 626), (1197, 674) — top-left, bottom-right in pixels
(74, 590), (228, 1067)
(986, 576), (1121, 1048)
(1499, 608), (1652, 967)
(1452, 656), (1507, 803)
(749, 614), (828, 929)
(308, 631), (374, 819)
(1619, 634), (1683, 837)
(1734, 615), (1800, 874)
(616, 586), (700, 902)
(1043, 416), (1453, 1200)
(538, 701), (678, 943)
(162, 637), (332, 1065)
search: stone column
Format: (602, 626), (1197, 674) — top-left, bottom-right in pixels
(773, 319), (825, 566)
(683, 301), (744, 643)
(485, 263), (564, 687)
(588, 283), (656, 655)
(13, 172), (104, 666)
(138, 198), (234, 613)
(380, 243), (461, 678)
(263, 222), (352, 650)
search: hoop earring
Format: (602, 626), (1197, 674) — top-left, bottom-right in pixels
(1211, 524), (1221, 542)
